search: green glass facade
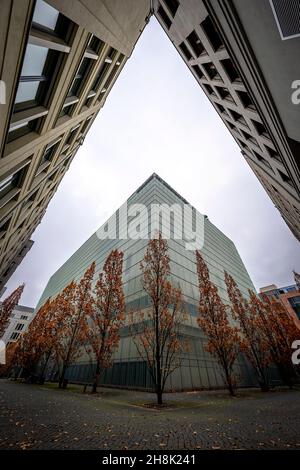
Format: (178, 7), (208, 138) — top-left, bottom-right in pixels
(37, 174), (258, 390)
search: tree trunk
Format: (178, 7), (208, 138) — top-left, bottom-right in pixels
(155, 305), (163, 405)
(156, 387), (163, 405)
(92, 362), (101, 393)
(39, 351), (51, 384)
(225, 369), (235, 396)
(59, 362), (68, 388)
(228, 381), (235, 397)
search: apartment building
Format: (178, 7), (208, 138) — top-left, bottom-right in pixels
(259, 282), (300, 330)
(154, 0), (300, 239)
(0, 0), (151, 293)
(1, 303), (35, 344)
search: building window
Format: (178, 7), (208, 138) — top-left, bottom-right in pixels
(215, 103), (228, 115)
(252, 119), (269, 138)
(7, 119), (42, 143)
(215, 86), (234, 102)
(14, 42), (62, 114)
(230, 109), (248, 126)
(81, 117), (93, 134)
(202, 62), (221, 80)
(10, 332), (20, 340)
(157, 4), (172, 29)
(238, 139), (249, 149)
(68, 58), (92, 98)
(65, 126), (79, 145)
(241, 129), (259, 146)
(191, 64), (203, 80)
(236, 90), (255, 109)
(265, 144), (282, 163)
(252, 150), (272, 170)
(87, 35), (103, 54)
(92, 48), (116, 92)
(8, 0), (74, 142)
(201, 16), (224, 51)
(227, 121), (239, 133)
(0, 166), (27, 202)
(100, 63), (120, 97)
(33, 0), (59, 30)
(186, 30), (206, 57)
(58, 103), (75, 118)
(15, 323), (24, 331)
(0, 217), (11, 239)
(164, 0), (179, 17)
(278, 169), (294, 187)
(43, 140), (60, 162)
(179, 42), (193, 61)
(21, 189), (39, 210)
(20, 315), (28, 320)
(220, 58), (240, 82)
(36, 139), (60, 174)
(92, 63), (109, 92)
(49, 169), (59, 182)
(32, 0), (73, 42)
(203, 83), (215, 95)
(85, 96), (94, 107)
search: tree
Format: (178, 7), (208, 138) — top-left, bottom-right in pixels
(0, 341), (19, 378)
(0, 284), (25, 338)
(87, 250), (125, 393)
(14, 299), (53, 381)
(196, 251), (239, 396)
(249, 291), (298, 388)
(56, 262), (95, 388)
(34, 298), (63, 384)
(130, 233), (187, 405)
(225, 272), (270, 391)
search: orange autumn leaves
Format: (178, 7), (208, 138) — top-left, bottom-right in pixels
(87, 250), (125, 393)
(6, 235), (299, 398)
(0, 284), (25, 338)
(197, 251), (299, 395)
(129, 233), (188, 405)
(8, 250), (125, 392)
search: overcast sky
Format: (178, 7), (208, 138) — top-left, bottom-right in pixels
(3, 18), (300, 308)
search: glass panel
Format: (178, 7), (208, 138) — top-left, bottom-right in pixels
(15, 81), (40, 103)
(33, 0), (59, 30)
(20, 44), (48, 77)
(0, 174), (14, 193)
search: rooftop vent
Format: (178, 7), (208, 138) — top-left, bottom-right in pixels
(270, 0), (300, 40)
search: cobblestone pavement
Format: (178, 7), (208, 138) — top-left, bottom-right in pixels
(0, 379), (300, 450)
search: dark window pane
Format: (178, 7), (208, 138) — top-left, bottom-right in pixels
(201, 16), (224, 51)
(186, 30), (205, 57)
(157, 5), (172, 29)
(179, 42), (193, 60)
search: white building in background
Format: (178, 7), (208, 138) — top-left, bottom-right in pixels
(1, 304), (34, 345)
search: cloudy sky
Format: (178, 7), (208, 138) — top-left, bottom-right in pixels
(4, 18), (300, 308)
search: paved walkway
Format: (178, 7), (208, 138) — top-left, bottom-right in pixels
(0, 379), (300, 449)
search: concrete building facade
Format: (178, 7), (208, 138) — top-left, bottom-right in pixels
(154, 0), (300, 240)
(0, 0), (299, 293)
(1, 303), (35, 344)
(0, 0), (150, 293)
(259, 282), (300, 330)
(37, 173), (259, 391)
